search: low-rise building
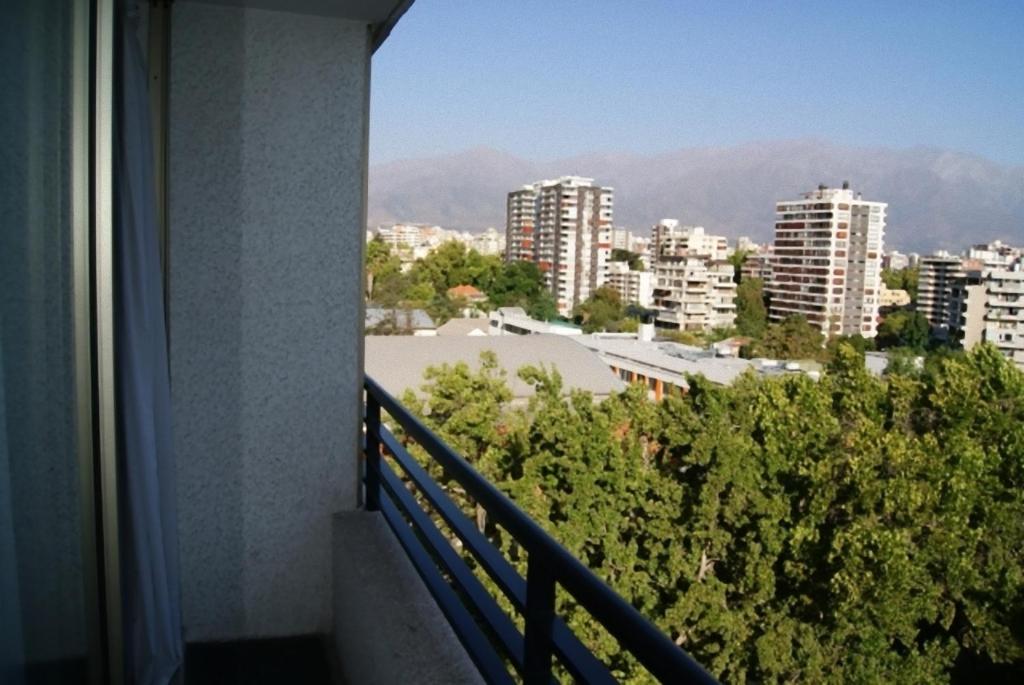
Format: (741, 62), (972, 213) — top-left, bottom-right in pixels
(488, 307), (582, 336)
(652, 221), (729, 260)
(365, 335), (623, 403)
(653, 258), (736, 331)
(365, 307), (437, 336)
(651, 221), (736, 331)
(471, 227), (506, 256)
(740, 248), (773, 282)
(882, 250), (910, 271)
(605, 261), (654, 307)
(879, 283), (911, 308)
(983, 265), (1024, 369)
(573, 335), (821, 401)
(446, 284), (485, 303)
(435, 318), (490, 337)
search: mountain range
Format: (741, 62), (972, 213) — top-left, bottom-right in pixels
(368, 140), (1024, 253)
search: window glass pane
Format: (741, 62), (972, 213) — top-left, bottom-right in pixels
(0, 0), (89, 680)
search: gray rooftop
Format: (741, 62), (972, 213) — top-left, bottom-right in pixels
(366, 307), (435, 331)
(435, 318), (491, 337)
(574, 335), (757, 387)
(365, 335), (625, 400)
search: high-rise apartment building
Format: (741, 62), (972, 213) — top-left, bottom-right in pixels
(767, 183), (886, 337)
(918, 253), (966, 339)
(506, 187), (537, 262)
(650, 221), (736, 331)
(505, 176), (613, 314)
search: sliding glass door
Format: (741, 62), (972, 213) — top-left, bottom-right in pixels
(1, 1), (109, 683)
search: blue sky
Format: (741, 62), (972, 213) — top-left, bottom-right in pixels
(370, 1), (1024, 166)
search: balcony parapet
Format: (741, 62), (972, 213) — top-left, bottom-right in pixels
(362, 376), (717, 684)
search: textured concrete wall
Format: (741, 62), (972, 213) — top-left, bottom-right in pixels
(169, 2), (368, 640)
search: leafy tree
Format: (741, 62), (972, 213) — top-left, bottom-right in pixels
(610, 248), (645, 271)
(825, 333), (875, 364)
(574, 286), (626, 333)
(727, 249), (749, 284)
(877, 310), (930, 351)
(734, 277), (768, 338)
(409, 242), (502, 296)
(398, 346), (1024, 683)
(484, 260), (560, 321)
(526, 289), (558, 322)
(749, 315), (826, 360)
(365, 236), (402, 300)
(882, 266), (920, 301)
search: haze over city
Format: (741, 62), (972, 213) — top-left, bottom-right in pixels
(368, 1), (1024, 252)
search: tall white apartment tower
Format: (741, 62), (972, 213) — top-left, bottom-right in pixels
(767, 183), (886, 337)
(505, 176), (613, 315)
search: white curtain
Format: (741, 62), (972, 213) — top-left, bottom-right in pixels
(117, 8), (184, 684)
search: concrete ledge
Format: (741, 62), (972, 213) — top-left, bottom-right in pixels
(332, 511), (484, 685)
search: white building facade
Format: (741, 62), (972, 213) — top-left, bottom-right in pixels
(605, 261), (654, 308)
(650, 221), (736, 331)
(983, 266), (1024, 369)
(767, 184), (886, 337)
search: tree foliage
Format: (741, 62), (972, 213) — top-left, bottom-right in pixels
(364, 239), (559, 324)
(611, 248), (645, 271)
(573, 286), (634, 333)
(882, 266), (920, 301)
(748, 315), (827, 361)
(877, 310), (931, 351)
(365, 236), (403, 300)
(487, 260), (558, 320)
(727, 249), (749, 284)
(400, 344), (1024, 683)
(734, 277), (768, 338)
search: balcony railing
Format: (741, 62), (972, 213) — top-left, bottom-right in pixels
(363, 376), (717, 685)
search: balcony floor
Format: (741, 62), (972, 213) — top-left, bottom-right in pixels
(185, 636), (339, 685)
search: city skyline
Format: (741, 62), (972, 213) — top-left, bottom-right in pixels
(371, 1), (1024, 166)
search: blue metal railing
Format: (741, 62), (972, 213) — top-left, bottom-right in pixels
(363, 376), (718, 685)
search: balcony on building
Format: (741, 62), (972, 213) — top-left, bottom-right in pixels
(147, 1), (719, 683)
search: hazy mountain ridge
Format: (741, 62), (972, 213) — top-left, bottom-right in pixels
(369, 141), (1024, 252)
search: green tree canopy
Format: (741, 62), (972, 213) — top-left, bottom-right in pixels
(399, 345), (1024, 683)
(727, 249), (748, 284)
(882, 266), (920, 301)
(610, 248), (645, 271)
(748, 315), (827, 361)
(877, 309), (931, 351)
(573, 286), (629, 333)
(734, 277), (768, 338)
(365, 236), (403, 300)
